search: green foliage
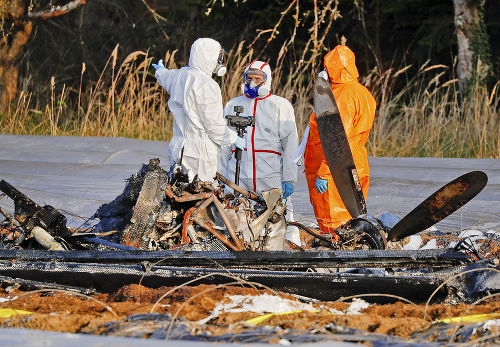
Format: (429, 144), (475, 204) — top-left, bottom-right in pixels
(470, 3), (492, 82)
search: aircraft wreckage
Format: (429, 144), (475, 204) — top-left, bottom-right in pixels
(0, 77), (499, 304)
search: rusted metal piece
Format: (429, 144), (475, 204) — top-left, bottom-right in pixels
(164, 185), (175, 200)
(185, 195), (243, 251)
(191, 216), (239, 251)
(193, 195), (215, 216)
(215, 172), (260, 201)
(285, 239), (305, 251)
(165, 184), (212, 202)
(0, 206), (21, 228)
(181, 207), (197, 244)
(388, 171), (488, 241)
(212, 194), (244, 250)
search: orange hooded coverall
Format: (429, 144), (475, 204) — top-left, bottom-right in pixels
(304, 45), (376, 234)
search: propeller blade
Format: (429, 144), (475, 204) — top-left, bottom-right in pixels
(387, 171), (488, 241)
(314, 77), (367, 218)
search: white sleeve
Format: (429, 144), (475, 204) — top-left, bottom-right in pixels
(220, 102), (235, 178)
(195, 81), (238, 147)
(155, 68), (176, 93)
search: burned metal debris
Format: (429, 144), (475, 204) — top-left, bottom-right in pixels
(2, 159), (500, 305)
(0, 158), (392, 253)
(0, 158), (297, 252)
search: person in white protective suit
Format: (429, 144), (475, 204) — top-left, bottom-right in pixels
(221, 61), (301, 246)
(152, 38), (245, 182)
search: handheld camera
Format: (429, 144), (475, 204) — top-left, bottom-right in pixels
(225, 106), (255, 137)
(225, 106), (255, 185)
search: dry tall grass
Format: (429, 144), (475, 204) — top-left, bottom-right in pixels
(364, 61), (500, 158)
(1, 44), (499, 158)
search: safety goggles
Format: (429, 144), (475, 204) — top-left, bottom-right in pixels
(243, 69), (267, 84)
(218, 48), (225, 65)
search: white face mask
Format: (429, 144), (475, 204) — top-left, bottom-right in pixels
(214, 63), (227, 77)
(318, 70), (329, 81)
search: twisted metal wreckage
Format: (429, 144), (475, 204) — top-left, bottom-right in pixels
(0, 158), (389, 254)
(0, 156), (498, 304)
(0, 76), (500, 304)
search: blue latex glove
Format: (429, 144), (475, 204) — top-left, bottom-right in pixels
(152, 59), (165, 70)
(316, 177), (328, 194)
(282, 182), (294, 199)
(234, 136), (245, 150)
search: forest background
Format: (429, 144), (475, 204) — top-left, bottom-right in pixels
(1, 0), (499, 158)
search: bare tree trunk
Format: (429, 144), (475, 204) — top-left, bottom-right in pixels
(0, 1), (30, 113)
(452, 0), (490, 93)
(0, 0), (87, 114)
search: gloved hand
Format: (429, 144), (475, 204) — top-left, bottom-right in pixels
(316, 177), (328, 194)
(234, 136), (245, 150)
(282, 182), (294, 199)
(152, 59), (165, 70)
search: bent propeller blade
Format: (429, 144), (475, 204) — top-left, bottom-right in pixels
(387, 170), (488, 241)
(313, 77), (367, 218)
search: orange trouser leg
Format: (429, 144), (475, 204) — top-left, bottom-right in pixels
(306, 175), (352, 235)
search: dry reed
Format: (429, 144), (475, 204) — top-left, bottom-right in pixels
(1, 43), (499, 158)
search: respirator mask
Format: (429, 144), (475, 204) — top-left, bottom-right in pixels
(241, 69), (269, 98)
(213, 48), (227, 77)
(318, 69), (329, 81)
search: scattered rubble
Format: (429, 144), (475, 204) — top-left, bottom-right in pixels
(0, 158), (391, 252)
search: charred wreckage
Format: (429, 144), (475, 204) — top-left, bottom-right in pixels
(0, 76), (499, 304)
(0, 157), (388, 253)
(0, 158), (498, 305)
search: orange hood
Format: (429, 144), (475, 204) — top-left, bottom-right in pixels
(324, 45), (359, 84)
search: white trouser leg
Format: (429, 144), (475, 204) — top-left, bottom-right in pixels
(284, 197), (301, 246)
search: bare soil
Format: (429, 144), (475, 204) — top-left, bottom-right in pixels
(1, 281), (500, 344)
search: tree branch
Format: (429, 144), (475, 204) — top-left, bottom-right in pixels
(27, 0), (87, 20)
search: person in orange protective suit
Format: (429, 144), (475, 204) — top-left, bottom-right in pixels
(304, 45), (376, 234)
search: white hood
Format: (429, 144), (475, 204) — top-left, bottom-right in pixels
(189, 38), (221, 76)
(245, 60), (272, 93)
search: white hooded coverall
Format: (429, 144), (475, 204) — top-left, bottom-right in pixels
(222, 61), (300, 245)
(155, 38), (237, 182)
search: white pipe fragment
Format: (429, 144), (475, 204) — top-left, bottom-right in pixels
(31, 226), (66, 250)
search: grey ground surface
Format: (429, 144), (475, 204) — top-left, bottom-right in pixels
(1, 134), (499, 231)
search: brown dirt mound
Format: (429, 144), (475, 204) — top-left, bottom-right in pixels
(1, 282), (500, 343)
